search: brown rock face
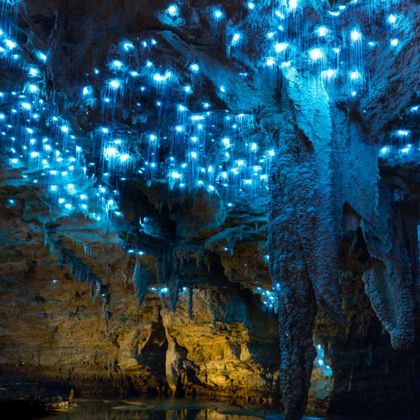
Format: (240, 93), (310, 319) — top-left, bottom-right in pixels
(0, 1), (418, 419)
(1, 163), (418, 418)
(0, 180), (279, 404)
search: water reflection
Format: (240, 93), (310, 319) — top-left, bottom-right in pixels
(41, 399), (290, 420)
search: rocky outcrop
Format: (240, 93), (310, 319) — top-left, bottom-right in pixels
(0, 1), (418, 419)
(0, 176), (280, 403)
(1, 158), (418, 418)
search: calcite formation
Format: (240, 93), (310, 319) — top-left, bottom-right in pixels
(0, 1), (418, 419)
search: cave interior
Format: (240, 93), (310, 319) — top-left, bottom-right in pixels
(0, 0), (419, 419)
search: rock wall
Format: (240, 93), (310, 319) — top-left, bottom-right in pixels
(0, 1), (418, 419)
(0, 164), (418, 417)
(0, 178), (279, 404)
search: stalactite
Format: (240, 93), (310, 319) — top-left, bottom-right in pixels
(42, 230), (111, 313)
(0, 0), (417, 415)
(360, 187), (415, 349)
(169, 275), (180, 312)
(228, 237), (235, 256)
(188, 288), (193, 320)
(132, 260), (148, 305)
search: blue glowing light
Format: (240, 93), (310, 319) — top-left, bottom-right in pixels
(350, 29), (362, 42)
(349, 70), (362, 81)
(396, 129), (410, 137)
(121, 40), (134, 52)
(316, 26), (329, 37)
(275, 42), (288, 53)
(6, 198), (16, 208)
(315, 344), (333, 378)
(4, 38), (16, 50)
(212, 8), (224, 20)
(309, 48), (324, 61)
(152, 71), (171, 82)
(119, 153), (131, 162)
(231, 33), (241, 46)
(28, 67), (40, 77)
(27, 83), (39, 93)
(109, 59), (124, 71)
(288, 0), (298, 11)
(321, 68), (338, 81)
(379, 146), (390, 157)
(170, 170), (181, 179)
(35, 50), (47, 62)
(166, 4), (179, 17)
(108, 79), (122, 89)
(104, 147), (118, 158)
(189, 63), (199, 73)
(387, 14), (397, 25)
(82, 86), (93, 96)
(265, 57), (276, 67)
(222, 137), (231, 148)
(401, 144), (412, 154)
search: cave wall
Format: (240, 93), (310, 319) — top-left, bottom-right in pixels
(0, 180), (280, 404)
(1, 165), (418, 417)
(0, 0), (418, 418)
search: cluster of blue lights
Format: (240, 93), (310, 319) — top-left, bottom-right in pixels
(379, 122), (419, 161)
(148, 285), (188, 296)
(315, 344), (333, 378)
(84, 33), (277, 199)
(89, 0), (417, 190)
(255, 283), (280, 312)
(0, 1), (417, 317)
(0, 7), (122, 229)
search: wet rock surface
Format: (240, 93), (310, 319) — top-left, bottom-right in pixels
(0, 1), (418, 419)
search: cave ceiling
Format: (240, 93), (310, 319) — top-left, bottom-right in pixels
(0, 1), (418, 418)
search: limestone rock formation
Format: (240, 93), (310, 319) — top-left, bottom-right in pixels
(0, 1), (418, 419)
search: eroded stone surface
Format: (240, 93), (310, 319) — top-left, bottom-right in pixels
(0, 1), (418, 419)
(0, 180), (279, 403)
